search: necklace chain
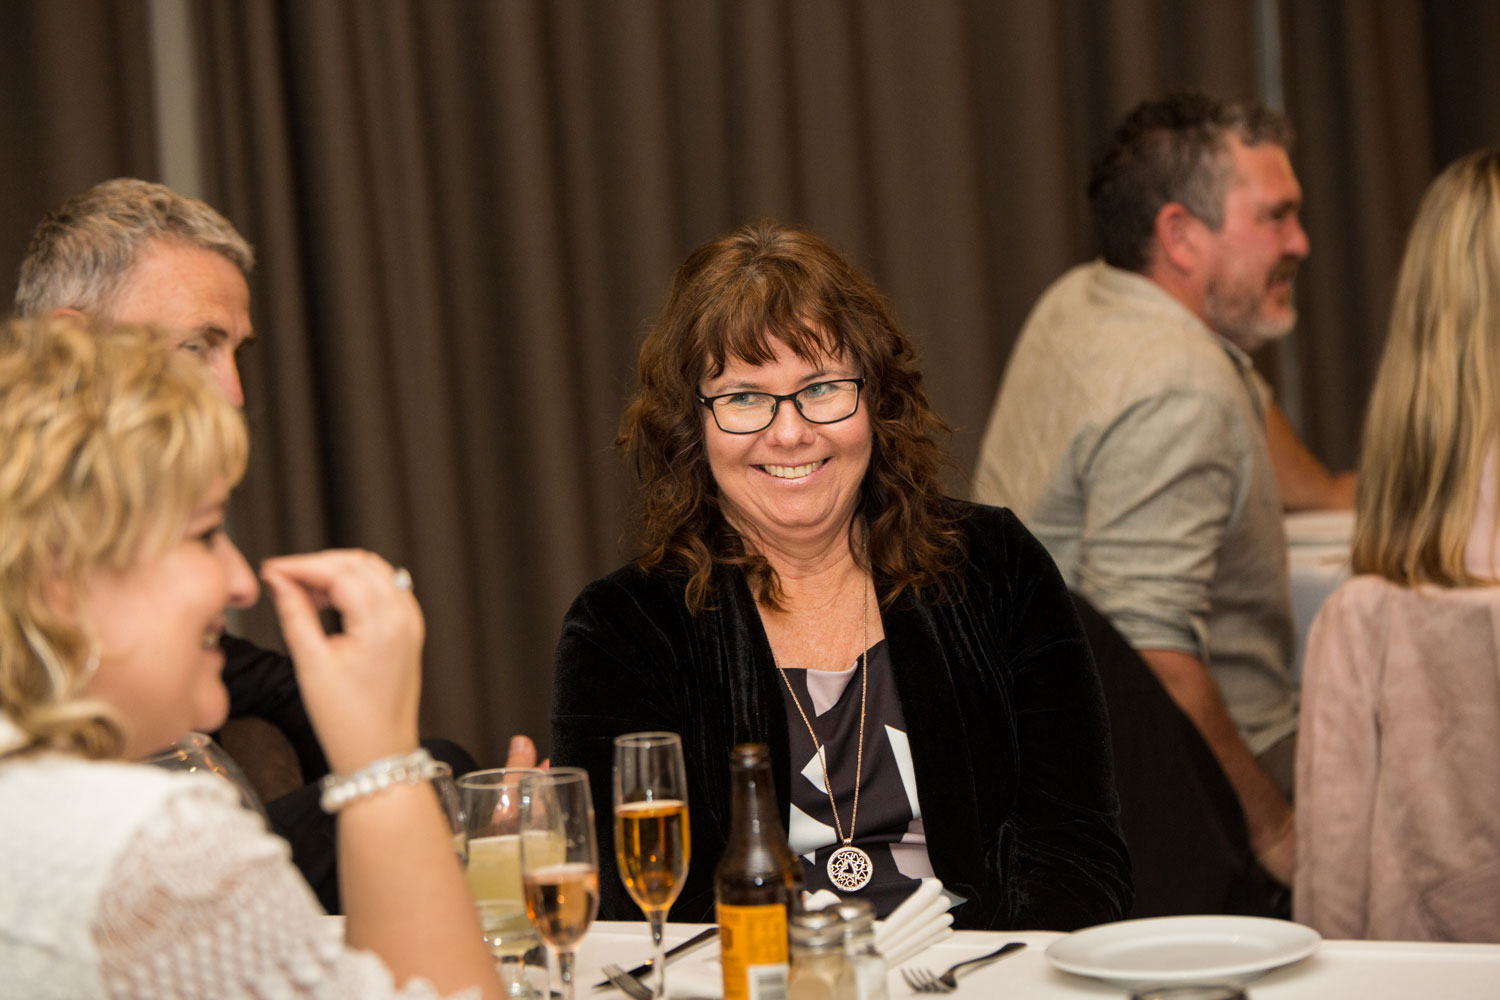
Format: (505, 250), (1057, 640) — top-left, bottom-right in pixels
(771, 580), (868, 848)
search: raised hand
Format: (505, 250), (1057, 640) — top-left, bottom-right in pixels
(261, 550), (424, 775)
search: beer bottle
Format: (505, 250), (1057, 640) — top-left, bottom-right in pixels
(716, 743), (805, 1000)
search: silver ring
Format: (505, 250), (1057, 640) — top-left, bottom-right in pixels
(392, 567), (413, 592)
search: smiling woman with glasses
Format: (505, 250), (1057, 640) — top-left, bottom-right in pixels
(551, 220), (1131, 931)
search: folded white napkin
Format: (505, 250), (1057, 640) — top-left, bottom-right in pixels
(874, 878), (953, 967)
(800, 878), (954, 967)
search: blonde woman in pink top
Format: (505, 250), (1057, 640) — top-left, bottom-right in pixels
(1296, 149), (1500, 942)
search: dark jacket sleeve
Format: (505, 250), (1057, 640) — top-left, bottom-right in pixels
(551, 568), (708, 921)
(971, 504), (1132, 928)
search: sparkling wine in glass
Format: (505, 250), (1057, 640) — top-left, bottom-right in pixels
(458, 767), (546, 998)
(520, 768), (599, 1000)
(613, 731), (691, 999)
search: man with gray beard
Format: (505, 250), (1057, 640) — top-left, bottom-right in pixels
(973, 93), (1352, 891)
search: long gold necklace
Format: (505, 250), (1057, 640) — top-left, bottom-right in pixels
(771, 580), (874, 892)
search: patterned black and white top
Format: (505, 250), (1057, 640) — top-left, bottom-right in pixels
(779, 639), (934, 916)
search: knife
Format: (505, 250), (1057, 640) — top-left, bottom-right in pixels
(591, 927), (719, 991)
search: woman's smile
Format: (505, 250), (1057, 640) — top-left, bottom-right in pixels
(759, 459), (829, 480)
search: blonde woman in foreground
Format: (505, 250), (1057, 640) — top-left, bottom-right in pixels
(1295, 149), (1500, 942)
(0, 317), (502, 997)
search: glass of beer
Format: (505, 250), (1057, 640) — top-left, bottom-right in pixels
(519, 768), (599, 1000)
(457, 767), (545, 998)
(613, 731), (691, 999)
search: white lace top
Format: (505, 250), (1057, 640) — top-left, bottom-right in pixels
(0, 719), (479, 1000)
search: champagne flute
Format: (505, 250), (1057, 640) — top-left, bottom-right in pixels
(143, 731), (271, 827)
(613, 731), (691, 999)
(520, 768), (599, 1000)
(457, 767), (545, 998)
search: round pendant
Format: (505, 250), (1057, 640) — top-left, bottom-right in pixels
(827, 845), (874, 891)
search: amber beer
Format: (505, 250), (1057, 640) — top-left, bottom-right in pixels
(715, 743), (805, 1000)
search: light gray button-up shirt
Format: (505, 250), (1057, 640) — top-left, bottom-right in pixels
(973, 260), (1297, 755)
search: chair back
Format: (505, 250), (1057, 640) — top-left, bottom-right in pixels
(1072, 592), (1286, 918)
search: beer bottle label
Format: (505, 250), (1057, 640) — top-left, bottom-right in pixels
(717, 902), (789, 1000)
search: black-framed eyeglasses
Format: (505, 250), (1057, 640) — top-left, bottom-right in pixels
(697, 378), (866, 434)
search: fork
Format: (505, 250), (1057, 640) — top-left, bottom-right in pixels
(600, 963), (654, 1000)
(900, 941), (1026, 993)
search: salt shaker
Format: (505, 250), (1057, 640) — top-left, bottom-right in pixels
(788, 909), (856, 1000)
(831, 901), (887, 1000)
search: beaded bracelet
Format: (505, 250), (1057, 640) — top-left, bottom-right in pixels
(318, 747), (444, 814)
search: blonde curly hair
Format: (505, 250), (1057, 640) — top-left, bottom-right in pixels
(0, 317), (247, 758)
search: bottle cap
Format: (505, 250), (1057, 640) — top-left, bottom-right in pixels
(729, 743), (771, 767)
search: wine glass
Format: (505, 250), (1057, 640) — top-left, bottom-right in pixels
(519, 768), (599, 1000)
(613, 731), (691, 999)
(457, 767), (545, 998)
(143, 731), (270, 827)
(429, 761), (465, 859)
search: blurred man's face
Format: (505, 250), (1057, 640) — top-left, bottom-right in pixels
(1198, 136), (1311, 353)
(107, 239), (253, 407)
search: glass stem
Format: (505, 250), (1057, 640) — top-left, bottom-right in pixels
(648, 911), (668, 998)
(558, 949), (577, 1000)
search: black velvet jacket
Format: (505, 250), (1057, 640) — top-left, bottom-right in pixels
(552, 500), (1131, 930)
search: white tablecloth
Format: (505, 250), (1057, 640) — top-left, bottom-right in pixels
(577, 921), (1500, 999)
(1285, 510), (1354, 682)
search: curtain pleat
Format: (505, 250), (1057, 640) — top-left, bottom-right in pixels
(0, 1), (156, 293)
(1280, 0), (1445, 470)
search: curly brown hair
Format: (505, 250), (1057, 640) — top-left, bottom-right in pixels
(619, 220), (966, 612)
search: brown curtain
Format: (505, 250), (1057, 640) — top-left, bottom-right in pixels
(1280, 1), (1439, 471)
(2, 0), (1495, 769)
(0, 1), (157, 296)
(187, 0), (1273, 765)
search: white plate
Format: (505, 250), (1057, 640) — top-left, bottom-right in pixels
(1045, 915), (1321, 987)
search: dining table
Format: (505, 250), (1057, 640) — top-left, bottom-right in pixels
(1284, 509), (1355, 682)
(576, 920), (1500, 999)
